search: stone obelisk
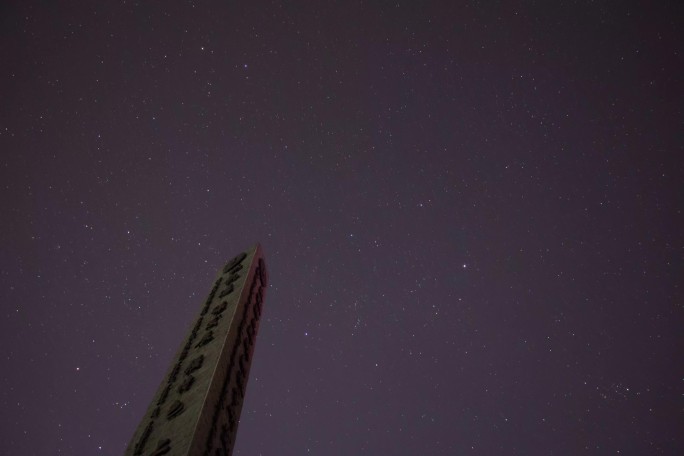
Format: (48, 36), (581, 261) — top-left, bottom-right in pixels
(125, 244), (268, 456)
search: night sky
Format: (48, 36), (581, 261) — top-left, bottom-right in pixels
(1, 1), (682, 455)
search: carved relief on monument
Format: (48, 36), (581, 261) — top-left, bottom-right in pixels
(202, 259), (267, 455)
(125, 247), (264, 456)
(132, 272), (226, 455)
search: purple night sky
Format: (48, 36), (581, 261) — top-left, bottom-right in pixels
(1, 1), (682, 455)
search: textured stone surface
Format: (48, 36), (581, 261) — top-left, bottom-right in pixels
(125, 244), (267, 456)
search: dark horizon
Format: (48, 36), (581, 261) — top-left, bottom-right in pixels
(1, 1), (682, 455)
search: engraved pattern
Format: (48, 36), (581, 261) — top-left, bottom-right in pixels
(149, 439), (171, 456)
(184, 355), (204, 375)
(223, 253), (246, 274)
(195, 330), (215, 348)
(167, 400), (185, 420)
(125, 248), (264, 456)
(205, 316), (222, 329)
(218, 283), (234, 298)
(133, 421), (154, 456)
(212, 302), (228, 315)
(202, 260), (266, 456)
(178, 375), (195, 393)
(130, 275), (224, 455)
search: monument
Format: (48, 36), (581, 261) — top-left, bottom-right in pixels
(125, 244), (268, 456)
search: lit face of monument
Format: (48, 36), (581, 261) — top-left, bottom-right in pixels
(125, 244), (267, 456)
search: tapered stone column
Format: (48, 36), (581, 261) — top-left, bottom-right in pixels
(125, 244), (268, 456)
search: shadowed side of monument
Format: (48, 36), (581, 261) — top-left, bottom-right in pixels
(124, 244), (268, 456)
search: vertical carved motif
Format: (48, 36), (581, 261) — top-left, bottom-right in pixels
(149, 439), (171, 456)
(125, 246), (265, 456)
(201, 258), (267, 456)
(130, 274), (224, 455)
(167, 400), (185, 420)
